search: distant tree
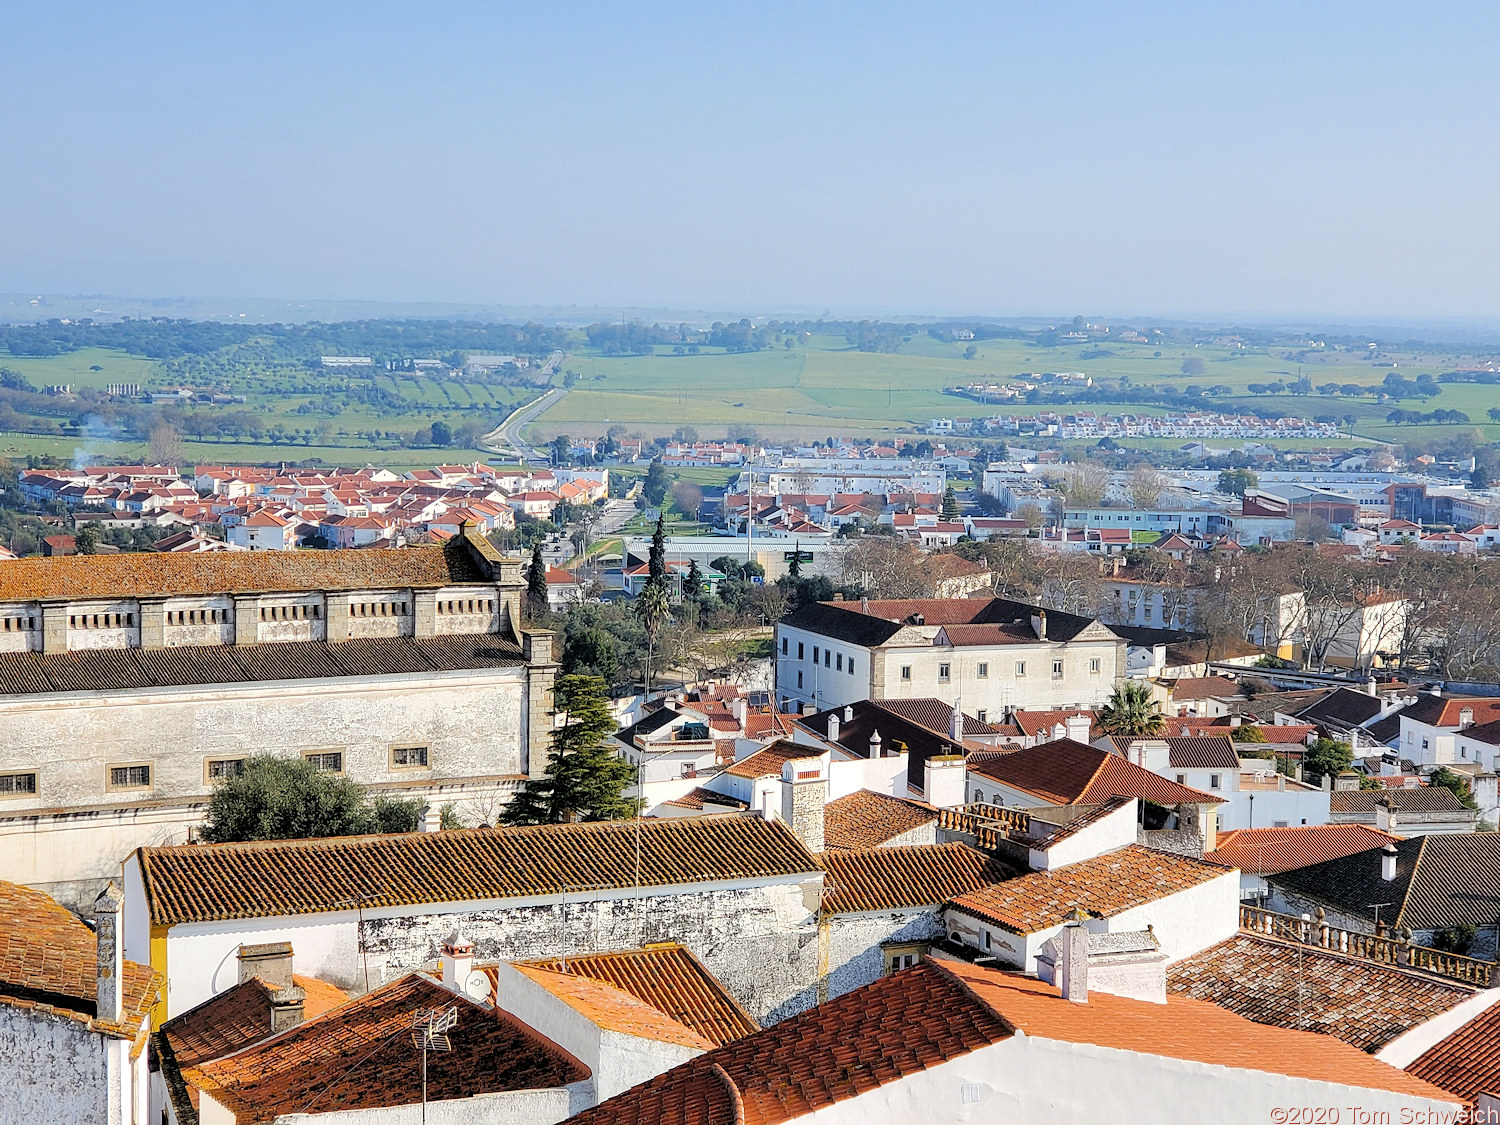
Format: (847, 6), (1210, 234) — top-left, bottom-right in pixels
(1096, 681), (1165, 736)
(429, 420), (453, 446)
(963, 344), (978, 360)
(1429, 766), (1479, 810)
(74, 523), (100, 555)
(648, 514), (667, 584)
(670, 480), (703, 521)
(682, 558), (706, 603)
(642, 459), (669, 506)
(634, 580), (671, 693)
(1231, 724), (1267, 743)
(1015, 501), (1044, 531)
(1127, 465), (1166, 508)
(787, 546), (802, 579)
(1488, 407), (1500, 424)
(526, 541), (549, 621)
(671, 425), (700, 444)
(1181, 356), (1207, 376)
(1060, 462), (1110, 507)
(148, 421), (184, 466)
(941, 487), (961, 522)
(1216, 468), (1259, 497)
(1301, 738), (1354, 786)
(203, 755), (413, 842)
(499, 675), (635, 825)
(550, 434), (570, 465)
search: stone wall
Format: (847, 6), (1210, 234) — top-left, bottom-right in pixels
(0, 1005), (109, 1124)
(825, 908), (947, 1000)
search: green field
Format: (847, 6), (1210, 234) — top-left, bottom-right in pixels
(534, 335), (1500, 448)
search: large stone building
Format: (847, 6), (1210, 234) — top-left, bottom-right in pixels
(0, 527), (557, 911)
(775, 597), (1124, 717)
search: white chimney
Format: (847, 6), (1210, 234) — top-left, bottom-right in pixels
(1058, 919), (1089, 1003)
(1065, 713), (1091, 743)
(733, 698), (748, 726)
(1032, 610), (1048, 640)
(1381, 842), (1398, 882)
(1461, 707), (1475, 730)
(869, 728), (883, 758)
(950, 701), (964, 746)
(1376, 799), (1398, 835)
(1365, 677), (1378, 698)
(923, 750), (967, 808)
(1052, 721), (1067, 742)
(827, 711), (841, 744)
(441, 931), (475, 992)
(843, 705), (853, 722)
(420, 805), (442, 833)
(93, 882), (124, 1024)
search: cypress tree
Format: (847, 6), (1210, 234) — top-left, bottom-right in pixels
(500, 675), (637, 825)
(525, 541), (549, 621)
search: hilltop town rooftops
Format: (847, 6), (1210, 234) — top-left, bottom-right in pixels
(134, 814), (822, 926)
(968, 738), (1223, 807)
(1205, 825), (1401, 875)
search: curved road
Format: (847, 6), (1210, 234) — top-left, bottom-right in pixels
(481, 387), (567, 463)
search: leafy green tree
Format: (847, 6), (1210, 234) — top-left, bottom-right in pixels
(429, 420), (453, 446)
(551, 434), (570, 465)
(1096, 681), (1166, 736)
(941, 486), (961, 522)
(787, 545), (802, 578)
(203, 755), (418, 842)
(1429, 766), (1479, 809)
(1301, 737), (1354, 786)
(1231, 725), (1267, 743)
(526, 541), (549, 621)
(74, 522), (100, 555)
(642, 459), (669, 506)
(682, 558), (705, 602)
(1216, 468), (1260, 497)
(500, 675), (636, 825)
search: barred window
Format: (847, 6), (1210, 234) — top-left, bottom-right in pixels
(0, 772), (37, 796)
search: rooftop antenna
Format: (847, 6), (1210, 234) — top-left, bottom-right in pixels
(410, 1006), (458, 1125)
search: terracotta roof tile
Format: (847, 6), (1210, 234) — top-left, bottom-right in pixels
(967, 738), (1223, 807)
(1168, 933), (1476, 1052)
(0, 536), (491, 601)
(517, 943), (759, 1047)
(1011, 709), (1094, 737)
(822, 790), (939, 850)
(1206, 825), (1401, 875)
(187, 974), (588, 1120)
(1329, 788), (1468, 815)
(509, 963), (713, 1050)
(723, 741), (823, 780)
(1407, 992), (1500, 1102)
(658, 787), (749, 812)
(1167, 675), (1243, 701)
(870, 698), (1000, 737)
(137, 814), (822, 926)
(822, 842), (1016, 913)
(0, 880), (158, 1042)
(946, 844), (1232, 933)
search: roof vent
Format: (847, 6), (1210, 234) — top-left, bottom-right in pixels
(909, 613), (925, 626)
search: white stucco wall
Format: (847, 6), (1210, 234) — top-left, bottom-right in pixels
(825, 908), (947, 1000)
(241, 1084), (584, 1125)
(791, 1026), (1458, 1125)
(132, 874), (825, 1025)
(0, 1005), (111, 1125)
(1218, 784), (1331, 831)
(827, 754), (909, 800)
(1028, 801), (1140, 871)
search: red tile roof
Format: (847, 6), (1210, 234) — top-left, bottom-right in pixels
(722, 741), (823, 780)
(187, 974), (588, 1120)
(1011, 709), (1094, 737)
(1206, 825), (1401, 875)
(510, 963), (713, 1050)
(946, 844), (1233, 933)
(137, 815), (821, 926)
(1167, 675), (1244, 701)
(822, 843), (1015, 913)
(967, 738), (1223, 807)
(822, 790), (939, 850)
(517, 943), (759, 1047)
(1407, 991), (1500, 1102)
(658, 787), (748, 812)
(0, 880), (158, 1043)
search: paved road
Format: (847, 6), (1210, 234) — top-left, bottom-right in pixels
(481, 386), (566, 463)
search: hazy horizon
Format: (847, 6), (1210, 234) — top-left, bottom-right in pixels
(6, 3), (1499, 321)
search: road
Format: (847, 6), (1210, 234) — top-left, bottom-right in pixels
(480, 386), (566, 464)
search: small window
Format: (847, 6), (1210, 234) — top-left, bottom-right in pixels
(781, 637), (788, 655)
(305, 752), (344, 774)
(1422, 739), (1429, 751)
(108, 763), (152, 790)
(0, 771), (37, 797)
(797, 671), (804, 689)
(900, 665), (912, 681)
(812, 646), (820, 664)
(1273, 820), (1289, 828)
(798, 643), (805, 661)
(1209, 773), (1221, 790)
(1090, 658), (1101, 674)
(1015, 661), (1026, 677)
(1052, 659), (1064, 679)
(976, 709), (988, 724)
(391, 745), (429, 769)
(976, 662), (988, 678)
(835, 653), (843, 671)
(824, 651), (831, 668)
(1175, 774), (1186, 785)
(848, 659), (855, 676)
(206, 758), (245, 782)
(938, 663), (951, 682)
(982, 930), (992, 951)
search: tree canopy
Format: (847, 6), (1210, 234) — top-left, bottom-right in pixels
(202, 755), (424, 842)
(1096, 681), (1165, 736)
(500, 674), (636, 825)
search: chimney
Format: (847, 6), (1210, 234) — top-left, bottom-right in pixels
(1065, 713), (1091, 743)
(950, 702), (964, 747)
(1229, 715), (1242, 729)
(1032, 610), (1048, 640)
(843, 705), (853, 722)
(923, 751), (967, 808)
(733, 698), (748, 726)
(238, 942), (295, 990)
(860, 596), (870, 614)
(869, 728), (883, 758)
(1376, 798), (1398, 836)
(1461, 707), (1475, 730)
(1365, 676), (1378, 698)
(420, 804), (442, 833)
(93, 882), (124, 1024)
(832, 592), (844, 602)
(441, 931), (475, 993)
(1321, 773), (1331, 792)
(1334, 771), (1360, 792)
(1052, 721), (1067, 741)
(780, 759), (827, 852)
(1381, 842), (1398, 882)
(827, 710), (841, 744)
(269, 985), (306, 1032)
(802, 702), (818, 716)
(1058, 918), (1089, 1003)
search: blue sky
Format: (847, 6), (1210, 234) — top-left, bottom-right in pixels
(4, 2), (1498, 320)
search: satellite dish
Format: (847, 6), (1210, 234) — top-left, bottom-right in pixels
(464, 971), (492, 1002)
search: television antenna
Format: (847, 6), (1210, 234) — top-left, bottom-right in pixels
(411, 1006), (459, 1125)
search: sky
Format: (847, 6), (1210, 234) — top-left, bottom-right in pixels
(4, 2), (1500, 322)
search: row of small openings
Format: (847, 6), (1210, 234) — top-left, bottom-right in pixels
(259, 604), (321, 622)
(70, 612), (134, 629)
(1, 617), (35, 632)
(438, 598), (494, 615)
(355, 601), (408, 617)
(169, 609), (228, 626)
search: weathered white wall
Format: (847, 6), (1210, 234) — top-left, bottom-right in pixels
(1029, 801), (1139, 871)
(790, 1023), (1460, 1125)
(825, 909), (947, 999)
(266, 1086), (584, 1125)
(0, 1005), (110, 1124)
(140, 876), (824, 1025)
(827, 754), (909, 800)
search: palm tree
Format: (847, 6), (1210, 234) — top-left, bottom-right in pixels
(634, 580), (671, 696)
(1096, 681), (1165, 736)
